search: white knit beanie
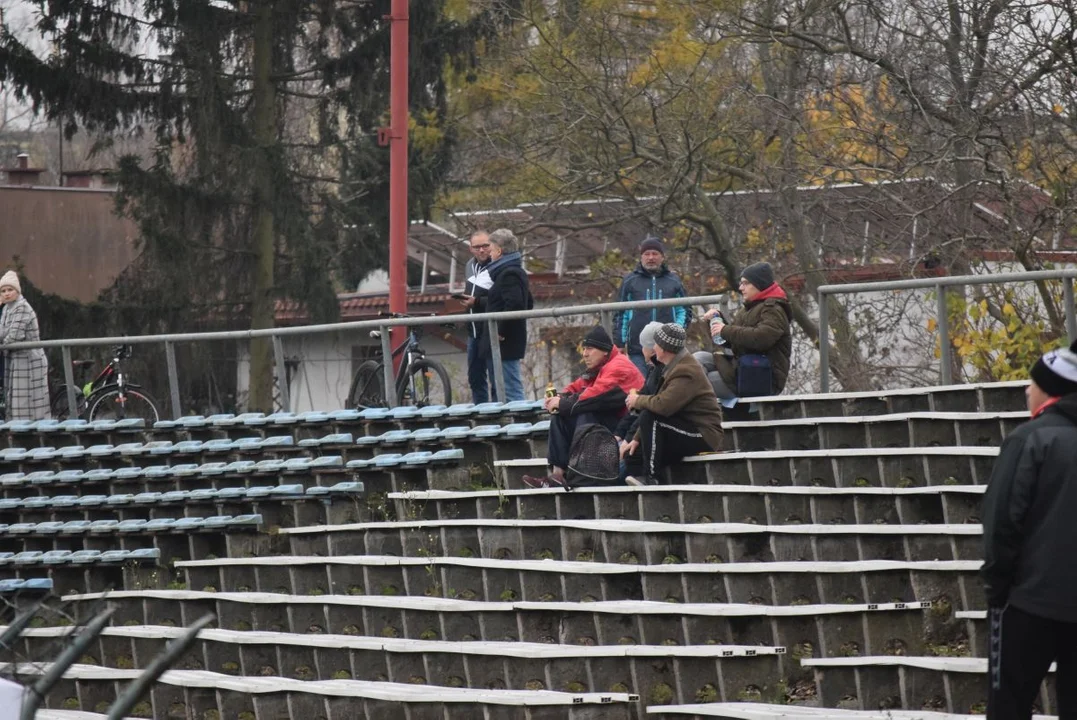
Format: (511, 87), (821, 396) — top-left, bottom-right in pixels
(0, 270), (20, 294)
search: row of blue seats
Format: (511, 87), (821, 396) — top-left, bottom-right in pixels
(0, 548), (160, 566)
(0, 482), (365, 512)
(0, 435), (295, 462)
(0, 418), (145, 434)
(355, 421), (551, 448)
(152, 400), (546, 431)
(0, 577), (52, 592)
(0, 514), (262, 536)
(0, 457), (347, 488)
(346, 448), (465, 470)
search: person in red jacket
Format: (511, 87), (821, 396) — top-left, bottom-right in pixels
(523, 325), (644, 488)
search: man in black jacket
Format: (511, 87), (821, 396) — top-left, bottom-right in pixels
(482, 228), (531, 402)
(462, 230), (495, 402)
(982, 339), (1077, 718)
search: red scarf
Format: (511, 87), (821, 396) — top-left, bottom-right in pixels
(750, 284), (788, 302)
(1031, 396), (1061, 418)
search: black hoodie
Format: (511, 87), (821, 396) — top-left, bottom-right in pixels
(981, 392), (1077, 620)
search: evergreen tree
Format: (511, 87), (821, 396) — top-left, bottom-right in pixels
(0, 0), (498, 410)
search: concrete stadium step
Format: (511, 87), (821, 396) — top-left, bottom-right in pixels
(169, 555), (982, 607)
(2, 662), (639, 720)
(388, 484), (985, 526)
(58, 588), (938, 658)
(279, 518), (984, 566)
(497, 447), (999, 489)
(801, 655), (1057, 714)
(722, 411), (1026, 452)
(746, 380), (1027, 421)
(12, 624), (783, 704)
(647, 704), (1057, 719)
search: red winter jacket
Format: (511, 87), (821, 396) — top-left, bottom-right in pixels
(559, 347), (645, 417)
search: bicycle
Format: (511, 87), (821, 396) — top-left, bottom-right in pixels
(346, 314), (452, 409)
(50, 345), (162, 423)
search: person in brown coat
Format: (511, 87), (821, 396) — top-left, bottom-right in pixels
(695, 262), (793, 399)
(621, 323), (723, 486)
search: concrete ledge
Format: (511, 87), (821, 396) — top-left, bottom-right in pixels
(389, 484), (986, 500)
(801, 655), (1055, 673)
(496, 446), (999, 467)
(2, 662), (641, 705)
(647, 703), (1055, 719)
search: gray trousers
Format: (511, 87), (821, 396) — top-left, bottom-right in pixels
(693, 351), (737, 400)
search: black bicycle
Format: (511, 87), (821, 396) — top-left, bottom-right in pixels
(50, 345), (161, 423)
(347, 315), (452, 409)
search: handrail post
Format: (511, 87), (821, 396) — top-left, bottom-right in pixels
(600, 310), (613, 336)
(818, 289), (830, 393)
(164, 341), (182, 419)
(61, 345), (78, 418)
(380, 325), (396, 408)
(487, 319), (506, 402)
(272, 336), (290, 412)
(1065, 278), (1076, 345)
(936, 284), (952, 385)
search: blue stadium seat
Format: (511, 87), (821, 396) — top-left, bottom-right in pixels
(0, 552), (14, 565)
(358, 408), (391, 421)
(8, 523), (36, 535)
(372, 454), (404, 468)
(260, 436), (295, 450)
(198, 462), (230, 476)
(169, 464), (202, 478)
(145, 441), (177, 455)
(409, 428), (444, 444)
(160, 491), (188, 504)
(403, 451), (435, 466)
(439, 426), (472, 441)
(504, 399), (545, 414)
(41, 550), (73, 565)
(26, 471), (58, 486)
(54, 470), (85, 484)
(187, 489), (219, 503)
(134, 492), (163, 505)
(224, 460), (257, 474)
(76, 495), (109, 508)
(117, 519), (149, 533)
(267, 484), (306, 498)
(280, 458), (312, 473)
(116, 442), (147, 456)
(298, 433), (353, 448)
(58, 445), (88, 460)
(201, 438), (236, 453)
(216, 412), (265, 427)
(13, 551), (44, 565)
(22, 496), (54, 509)
(297, 411), (331, 425)
(345, 458), (372, 470)
(82, 469), (116, 482)
(26, 447), (60, 461)
(216, 486), (249, 500)
(143, 518), (177, 532)
(328, 409), (362, 422)
(49, 495), (80, 508)
(89, 520), (120, 534)
(0, 448), (28, 461)
(445, 403), (477, 417)
(387, 406), (421, 420)
(418, 405), (449, 419)
(70, 550), (103, 564)
(253, 459), (285, 474)
(470, 424), (506, 439)
(265, 412), (299, 425)
(0, 578), (52, 592)
(503, 422), (535, 437)
(33, 521), (65, 534)
(113, 467), (145, 481)
(0, 498), (21, 511)
(60, 521), (93, 535)
(431, 448), (465, 465)
(0, 472), (24, 487)
(476, 402), (508, 416)
(309, 456), (343, 470)
(171, 440), (205, 454)
(59, 419), (91, 433)
(86, 444), (116, 457)
(143, 465), (175, 480)
(171, 517), (206, 531)
(105, 495), (136, 506)
(357, 430), (408, 447)
(232, 437), (265, 452)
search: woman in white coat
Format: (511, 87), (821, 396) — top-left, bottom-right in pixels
(0, 271), (51, 420)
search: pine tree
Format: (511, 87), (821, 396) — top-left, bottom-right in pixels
(0, 0), (499, 410)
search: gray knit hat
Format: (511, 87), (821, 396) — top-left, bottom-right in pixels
(639, 321), (664, 350)
(654, 323), (686, 352)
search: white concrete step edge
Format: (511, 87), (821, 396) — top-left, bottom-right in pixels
(723, 409), (1027, 428)
(388, 483), (986, 501)
(646, 702), (1054, 719)
(801, 655), (1056, 673)
(495, 445), (1000, 467)
(280, 517), (983, 536)
(62, 589), (937, 616)
(743, 379), (1027, 405)
(174, 554), (982, 576)
(2, 662), (640, 705)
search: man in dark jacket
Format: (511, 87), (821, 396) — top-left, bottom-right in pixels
(612, 236), (693, 376)
(696, 261), (792, 399)
(482, 229), (531, 402)
(622, 324), (723, 486)
(982, 340), (1077, 718)
(462, 230), (496, 402)
(523, 325), (644, 488)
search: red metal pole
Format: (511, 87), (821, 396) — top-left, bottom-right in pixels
(388, 0), (409, 371)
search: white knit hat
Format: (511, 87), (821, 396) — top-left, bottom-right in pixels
(0, 270), (20, 294)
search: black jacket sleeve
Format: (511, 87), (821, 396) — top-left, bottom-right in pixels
(981, 431), (1038, 607)
(570, 386), (628, 416)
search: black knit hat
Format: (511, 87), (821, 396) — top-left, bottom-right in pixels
(1030, 339), (1077, 397)
(582, 325), (614, 352)
(740, 262), (775, 291)
(654, 323), (686, 353)
(639, 236), (666, 256)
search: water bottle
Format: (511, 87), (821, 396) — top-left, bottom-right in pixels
(709, 308), (726, 346)
(545, 383), (559, 414)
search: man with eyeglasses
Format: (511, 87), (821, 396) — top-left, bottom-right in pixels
(461, 230), (498, 402)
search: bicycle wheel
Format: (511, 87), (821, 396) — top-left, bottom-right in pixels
(348, 360), (387, 409)
(87, 387), (161, 424)
(50, 385), (84, 420)
(397, 358), (452, 408)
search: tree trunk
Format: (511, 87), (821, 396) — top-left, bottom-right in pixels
(248, 0), (276, 412)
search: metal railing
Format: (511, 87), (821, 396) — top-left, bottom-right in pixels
(817, 268), (1077, 392)
(4, 294), (721, 416)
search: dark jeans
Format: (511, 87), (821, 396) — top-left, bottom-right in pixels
(623, 411), (713, 483)
(547, 410), (620, 470)
(467, 336), (497, 403)
(988, 604), (1077, 719)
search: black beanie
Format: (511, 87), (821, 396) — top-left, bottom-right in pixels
(1030, 339), (1077, 397)
(582, 325), (614, 352)
(639, 236), (666, 256)
(741, 262), (775, 291)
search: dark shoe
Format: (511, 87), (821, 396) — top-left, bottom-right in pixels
(523, 473), (566, 489)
